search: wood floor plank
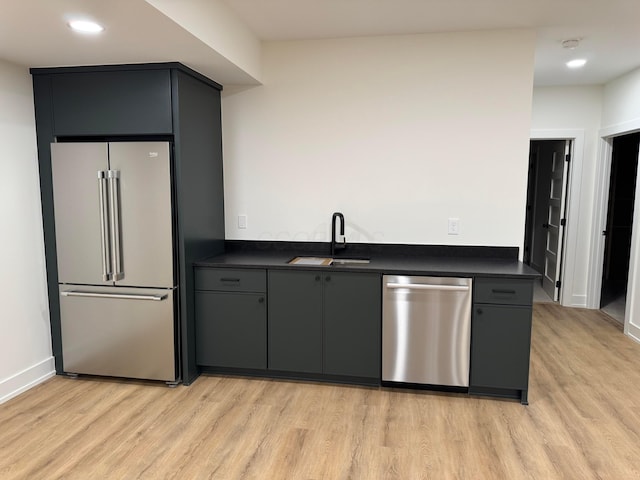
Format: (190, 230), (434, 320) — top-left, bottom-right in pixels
(3, 304), (640, 479)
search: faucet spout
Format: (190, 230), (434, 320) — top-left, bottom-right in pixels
(331, 212), (346, 256)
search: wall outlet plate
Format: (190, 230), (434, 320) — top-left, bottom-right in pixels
(238, 214), (247, 229)
(448, 217), (460, 235)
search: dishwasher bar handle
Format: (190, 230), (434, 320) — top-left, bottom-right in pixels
(61, 291), (168, 301)
(386, 282), (470, 292)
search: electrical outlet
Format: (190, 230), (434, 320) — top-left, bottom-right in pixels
(238, 214), (247, 229)
(448, 218), (460, 235)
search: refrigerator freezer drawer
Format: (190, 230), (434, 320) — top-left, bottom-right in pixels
(59, 285), (177, 382)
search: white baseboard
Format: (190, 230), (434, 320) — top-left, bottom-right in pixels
(566, 294), (588, 308)
(0, 357), (56, 405)
(627, 323), (640, 345)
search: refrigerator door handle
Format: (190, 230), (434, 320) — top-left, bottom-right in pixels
(98, 171), (112, 281)
(61, 290), (168, 301)
(108, 170), (124, 280)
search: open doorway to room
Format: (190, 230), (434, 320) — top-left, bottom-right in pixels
(600, 132), (640, 324)
(524, 139), (572, 304)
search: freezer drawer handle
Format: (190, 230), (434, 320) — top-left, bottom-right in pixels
(61, 291), (168, 301)
(97, 171), (112, 281)
(386, 282), (470, 292)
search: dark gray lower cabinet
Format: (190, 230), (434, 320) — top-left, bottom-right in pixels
(324, 273), (381, 378)
(470, 305), (531, 386)
(195, 292), (266, 369)
(195, 267), (267, 370)
(268, 271), (323, 373)
(470, 278), (533, 404)
(268, 270), (381, 379)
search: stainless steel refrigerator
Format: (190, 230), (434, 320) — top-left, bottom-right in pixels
(51, 141), (178, 383)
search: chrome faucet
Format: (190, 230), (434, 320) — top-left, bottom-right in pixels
(331, 212), (346, 256)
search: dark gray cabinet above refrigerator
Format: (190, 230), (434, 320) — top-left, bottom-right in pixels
(49, 69), (173, 136)
(31, 63), (226, 384)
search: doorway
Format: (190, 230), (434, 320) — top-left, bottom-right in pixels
(524, 139), (571, 303)
(600, 132), (640, 324)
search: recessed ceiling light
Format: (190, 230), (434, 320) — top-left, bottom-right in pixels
(566, 59), (587, 69)
(68, 20), (104, 34)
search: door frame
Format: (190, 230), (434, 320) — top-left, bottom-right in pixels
(530, 129), (584, 307)
(541, 140), (571, 302)
(590, 119), (640, 343)
(588, 136), (613, 310)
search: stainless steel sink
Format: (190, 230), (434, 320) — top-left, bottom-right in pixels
(287, 256), (370, 266)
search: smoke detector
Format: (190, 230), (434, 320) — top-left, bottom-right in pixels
(562, 39), (580, 49)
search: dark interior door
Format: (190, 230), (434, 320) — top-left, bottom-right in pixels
(524, 139), (566, 284)
(601, 132), (640, 307)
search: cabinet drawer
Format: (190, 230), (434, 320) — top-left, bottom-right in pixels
(195, 268), (266, 292)
(474, 278), (533, 305)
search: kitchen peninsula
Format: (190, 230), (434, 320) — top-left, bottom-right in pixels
(194, 241), (539, 404)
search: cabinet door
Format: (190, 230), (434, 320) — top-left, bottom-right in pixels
(470, 304), (532, 390)
(324, 273), (381, 378)
(195, 292), (267, 369)
(268, 271), (323, 373)
(50, 69), (173, 135)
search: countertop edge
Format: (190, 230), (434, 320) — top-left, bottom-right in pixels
(193, 244), (541, 279)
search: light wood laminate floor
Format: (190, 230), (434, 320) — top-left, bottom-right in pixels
(2, 304), (640, 479)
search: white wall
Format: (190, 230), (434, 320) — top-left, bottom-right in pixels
(222, 29), (536, 248)
(600, 67), (640, 342)
(530, 86), (603, 307)
(602, 67), (640, 129)
(146, 0), (262, 83)
(0, 60), (54, 403)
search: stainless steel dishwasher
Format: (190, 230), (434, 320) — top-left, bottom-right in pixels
(382, 275), (472, 387)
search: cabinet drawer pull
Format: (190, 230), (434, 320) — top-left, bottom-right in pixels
(492, 288), (516, 294)
(476, 308), (483, 315)
(258, 297), (265, 303)
(220, 278), (240, 283)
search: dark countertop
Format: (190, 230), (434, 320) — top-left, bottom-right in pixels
(194, 241), (540, 279)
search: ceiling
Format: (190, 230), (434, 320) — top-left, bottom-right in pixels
(1, 0), (639, 86)
(222, 0), (640, 86)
